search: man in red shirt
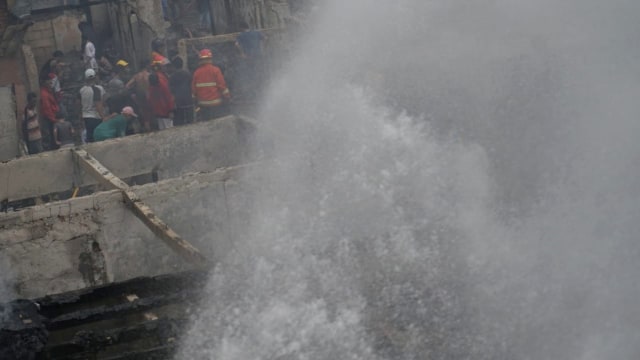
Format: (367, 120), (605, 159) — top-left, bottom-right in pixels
(40, 74), (60, 150)
(126, 59), (152, 132)
(147, 55), (175, 129)
(191, 49), (231, 121)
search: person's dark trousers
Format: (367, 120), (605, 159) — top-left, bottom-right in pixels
(42, 120), (57, 150)
(27, 140), (44, 154)
(174, 105), (194, 126)
(197, 104), (229, 122)
(83, 117), (101, 143)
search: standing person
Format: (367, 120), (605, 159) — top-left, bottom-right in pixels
(107, 67), (124, 92)
(105, 64), (125, 109)
(148, 55), (175, 130)
(115, 59), (131, 83)
(40, 50), (66, 96)
(197, 0), (212, 31)
(40, 75), (59, 150)
(191, 49), (231, 121)
(23, 92), (43, 155)
(79, 69), (106, 143)
(83, 36), (98, 71)
(93, 106), (137, 142)
(151, 38), (169, 66)
(235, 21), (266, 60)
(126, 59), (152, 132)
(98, 54), (114, 80)
(40, 51), (67, 116)
(53, 112), (75, 149)
(78, 21), (98, 56)
(168, 57), (193, 125)
(236, 21), (266, 93)
(106, 67), (134, 122)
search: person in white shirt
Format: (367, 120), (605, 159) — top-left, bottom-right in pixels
(83, 37), (98, 71)
(79, 69), (106, 142)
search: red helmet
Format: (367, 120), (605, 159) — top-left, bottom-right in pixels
(151, 54), (169, 66)
(199, 49), (213, 59)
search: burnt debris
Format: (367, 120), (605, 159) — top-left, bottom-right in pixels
(0, 271), (209, 359)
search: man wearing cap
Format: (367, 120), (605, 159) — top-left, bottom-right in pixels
(115, 60), (130, 79)
(93, 106), (137, 142)
(106, 60), (130, 104)
(192, 48), (231, 121)
(79, 68), (106, 143)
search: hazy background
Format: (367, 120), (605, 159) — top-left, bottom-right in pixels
(178, 0), (640, 358)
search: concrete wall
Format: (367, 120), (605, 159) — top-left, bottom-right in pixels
(90, 3), (111, 36)
(0, 170), (257, 299)
(50, 13), (84, 53)
(22, 20), (55, 70)
(0, 86), (18, 162)
(232, 0), (289, 29)
(23, 12), (83, 69)
(209, 0), (289, 33)
(0, 54), (29, 157)
(135, 0), (168, 37)
(0, 115), (254, 202)
(0, 0), (9, 35)
(21, 45), (38, 95)
(107, 0), (165, 70)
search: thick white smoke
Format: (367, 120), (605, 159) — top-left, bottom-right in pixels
(178, 0), (640, 359)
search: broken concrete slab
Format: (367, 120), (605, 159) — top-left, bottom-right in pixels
(0, 167), (254, 299)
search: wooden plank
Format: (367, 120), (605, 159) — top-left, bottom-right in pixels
(71, 149), (210, 267)
(72, 149), (130, 190)
(123, 189), (209, 266)
(180, 28), (282, 46)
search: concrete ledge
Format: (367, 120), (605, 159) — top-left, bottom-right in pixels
(0, 115), (254, 202)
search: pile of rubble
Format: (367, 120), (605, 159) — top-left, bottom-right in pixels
(0, 271), (208, 359)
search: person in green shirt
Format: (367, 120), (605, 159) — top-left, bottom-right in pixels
(93, 106), (137, 142)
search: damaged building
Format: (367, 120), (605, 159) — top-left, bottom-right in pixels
(0, 0), (295, 358)
(1, 116), (264, 358)
(0, 0), (290, 160)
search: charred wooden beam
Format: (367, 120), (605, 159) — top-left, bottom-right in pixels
(20, 270), (209, 359)
(0, 300), (48, 360)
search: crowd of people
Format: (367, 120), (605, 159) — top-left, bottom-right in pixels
(22, 24), (265, 155)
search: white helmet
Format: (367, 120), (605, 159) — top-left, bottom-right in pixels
(84, 68), (96, 79)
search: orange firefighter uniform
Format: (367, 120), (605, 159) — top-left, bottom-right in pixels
(191, 49), (231, 108)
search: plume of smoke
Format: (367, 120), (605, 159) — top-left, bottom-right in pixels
(179, 0), (640, 359)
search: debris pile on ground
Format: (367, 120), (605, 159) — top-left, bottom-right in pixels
(0, 271), (208, 359)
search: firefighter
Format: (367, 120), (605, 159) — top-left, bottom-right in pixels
(191, 49), (231, 121)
